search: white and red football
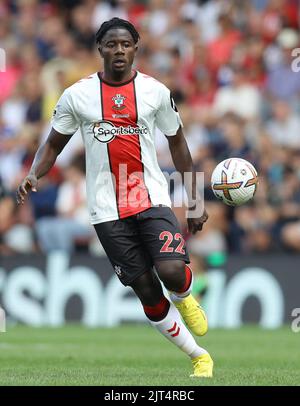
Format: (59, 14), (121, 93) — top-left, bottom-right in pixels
(211, 158), (258, 206)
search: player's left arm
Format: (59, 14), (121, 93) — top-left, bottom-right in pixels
(166, 126), (208, 234)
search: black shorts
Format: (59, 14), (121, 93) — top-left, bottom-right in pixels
(94, 206), (190, 286)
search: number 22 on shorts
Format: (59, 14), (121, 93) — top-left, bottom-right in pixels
(159, 231), (185, 254)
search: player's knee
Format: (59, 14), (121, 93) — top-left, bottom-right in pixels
(155, 260), (186, 291)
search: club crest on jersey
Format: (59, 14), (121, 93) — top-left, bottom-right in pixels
(112, 94), (126, 110)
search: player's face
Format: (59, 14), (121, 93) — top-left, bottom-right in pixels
(99, 28), (137, 76)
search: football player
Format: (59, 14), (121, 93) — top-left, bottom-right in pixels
(17, 17), (213, 378)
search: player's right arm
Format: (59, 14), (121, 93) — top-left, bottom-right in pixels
(16, 128), (73, 204)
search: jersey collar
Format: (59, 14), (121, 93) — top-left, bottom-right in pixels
(97, 70), (137, 87)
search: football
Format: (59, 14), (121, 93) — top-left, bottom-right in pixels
(211, 158), (258, 206)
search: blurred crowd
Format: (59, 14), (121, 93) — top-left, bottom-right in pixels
(1, 0), (300, 260)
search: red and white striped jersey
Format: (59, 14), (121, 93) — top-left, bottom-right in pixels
(51, 71), (182, 224)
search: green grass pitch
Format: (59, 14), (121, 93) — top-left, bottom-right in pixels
(0, 325), (299, 386)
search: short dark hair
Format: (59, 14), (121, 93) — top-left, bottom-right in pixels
(95, 17), (140, 45)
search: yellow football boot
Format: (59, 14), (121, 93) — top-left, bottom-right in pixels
(190, 353), (213, 378)
(174, 294), (208, 336)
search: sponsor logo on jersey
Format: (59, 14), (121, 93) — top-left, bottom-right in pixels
(112, 94), (126, 110)
(93, 120), (148, 143)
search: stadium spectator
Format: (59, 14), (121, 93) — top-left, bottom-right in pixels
(0, 175), (35, 255)
(207, 13), (242, 71)
(265, 28), (300, 104)
(35, 154), (93, 253)
(266, 99), (300, 148)
(213, 65), (262, 120)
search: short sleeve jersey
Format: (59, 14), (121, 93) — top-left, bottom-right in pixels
(51, 71), (182, 224)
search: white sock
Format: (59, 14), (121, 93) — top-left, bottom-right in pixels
(148, 302), (207, 359)
(169, 290), (190, 303)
